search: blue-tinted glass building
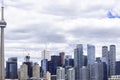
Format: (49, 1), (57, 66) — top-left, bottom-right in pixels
(6, 57), (18, 79)
(41, 59), (48, 77)
(65, 55), (74, 67)
(115, 61), (120, 75)
(74, 44), (84, 80)
(83, 55), (87, 66)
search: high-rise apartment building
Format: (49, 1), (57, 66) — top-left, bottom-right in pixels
(90, 60), (107, 80)
(102, 46), (109, 76)
(32, 63), (40, 78)
(87, 44), (95, 65)
(56, 67), (65, 80)
(80, 66), (89, 80)
(18, 64), (28, 80)
(74, 44), (84, 80)
(109, 45), (116, 76)
(87, 44), (95, 80)
(66, 68), (75, 80)
(102, 46), (108, 61)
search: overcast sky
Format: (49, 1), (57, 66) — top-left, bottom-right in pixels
(2, 0), (120, 64)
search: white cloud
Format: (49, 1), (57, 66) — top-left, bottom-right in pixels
(2, 0), (120, 63)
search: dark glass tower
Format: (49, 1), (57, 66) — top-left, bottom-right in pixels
(23, 55), (33, 78)
(48, 55), (61, 75)
(6, 57), (18, 79)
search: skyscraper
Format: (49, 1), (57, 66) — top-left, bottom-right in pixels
(92, 60), (107, 80)
(109, 45), (116, 76)
(65, 55), (74, 67)
(83, 55), (88, 66)
(18, 64), (28, 80)
(56, 67), (65, 80)
(42, 50), (51, 61)
(6, 57), (18, 79)
(87, 44), (95, 80)
(32, 63), (40, 78)
(102, 46), (108, 59)
(80, 66), (89, 80)
(41, 59), (48, 77)
(102, 46), (109, 77)
(87, 44), (95, 65)
(74, 44), (83, 80)
(66, 68), (75, 80)
(59, 52), (65, 66)
(115, 61), (120, 75)
(0, 0), (7, 79)
(23, 55), (33, 78)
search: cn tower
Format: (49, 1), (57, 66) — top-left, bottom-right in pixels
(0, 0), (7, 79)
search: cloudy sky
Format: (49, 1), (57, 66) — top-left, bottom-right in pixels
(2, 0), (120, 64)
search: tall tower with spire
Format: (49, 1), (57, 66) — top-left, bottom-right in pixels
(0, 0), (7, 79)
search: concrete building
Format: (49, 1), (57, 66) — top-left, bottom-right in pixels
(45, 71), (51, 80)
(32, 63), (40, 78)
(102, 46), (108, 64)
(0, 0), (7, 79)
(80, 66), (89, 80)
(18, 64), (28, 80)
(102, 46), (109, 77)
(66, 68), (75, 80)
(56, 67), (65, 80)
(74, 44), (84, 80)
(109, 45), (116, 76)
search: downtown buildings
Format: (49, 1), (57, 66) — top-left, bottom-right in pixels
(4, 44), (117, 80)
(73, 44), (116, 80)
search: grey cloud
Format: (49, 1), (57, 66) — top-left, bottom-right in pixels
(69, 27), (120, 40)
(5, 23), (67, 43)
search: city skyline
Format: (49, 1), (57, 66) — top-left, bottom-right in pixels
(5, 44), (117, 80)
(2, 0), (120, 63)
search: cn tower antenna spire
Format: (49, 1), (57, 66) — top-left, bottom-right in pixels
(0, 0), (6, 79)
(1, 0), (4, 21)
